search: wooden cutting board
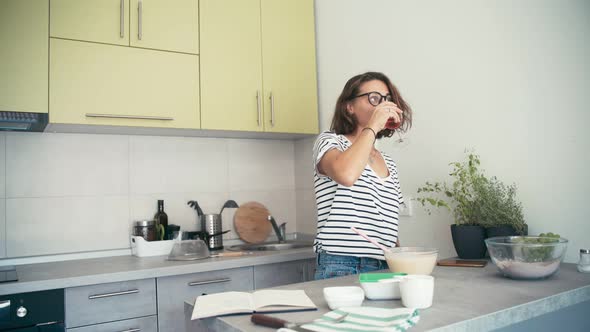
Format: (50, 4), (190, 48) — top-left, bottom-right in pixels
(233, 201), (272, 244)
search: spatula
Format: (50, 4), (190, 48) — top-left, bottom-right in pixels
(351, 227), (390, 253)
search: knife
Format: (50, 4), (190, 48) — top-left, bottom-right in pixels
(251, 314), (316, 332)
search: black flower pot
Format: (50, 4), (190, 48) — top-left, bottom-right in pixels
(451, 224), (487, 259)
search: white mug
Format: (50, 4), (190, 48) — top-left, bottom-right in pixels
(399, 275), (434, 309)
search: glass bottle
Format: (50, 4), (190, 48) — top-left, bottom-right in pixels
(154, 200), (169, 241)
(578, 249), (590, 273)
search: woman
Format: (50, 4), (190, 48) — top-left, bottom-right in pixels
(313, 71), (412, 280)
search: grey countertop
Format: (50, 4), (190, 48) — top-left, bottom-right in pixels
(190, 263), (590, 332)
(0, 247), (315, 295)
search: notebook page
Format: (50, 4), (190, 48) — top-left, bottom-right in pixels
(253, 290), (316, 311)
(191, 291), (254, 319)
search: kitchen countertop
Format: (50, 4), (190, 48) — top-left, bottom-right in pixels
(0, 246), (315, 295)
(187, 263), (590, 332)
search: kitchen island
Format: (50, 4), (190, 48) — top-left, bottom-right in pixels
(186, 262), (590, 331)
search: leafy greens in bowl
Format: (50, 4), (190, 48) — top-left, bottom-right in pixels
(485, 234), (568, 280)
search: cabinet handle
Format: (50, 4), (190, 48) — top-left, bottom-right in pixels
(120, 329), (140, 332)
(86, 113), (173, 121)
(270, 92), (276, 127)
(188, 278), (231, 287)
(138, 1), (143, 40)
(120, 0), (125, 38)
(256, 90), (262, 127)
(88, 289), (139, 300)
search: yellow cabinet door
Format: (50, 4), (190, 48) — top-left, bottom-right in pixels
(50, 38), (200, 129)
(200, 0), (263, 131)
(261, 0), (318, 134)
(130, 0), (199, 54)
(0, 0), (48, 113)
(50, 0), (130, 46)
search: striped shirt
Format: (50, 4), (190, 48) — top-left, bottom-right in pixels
(313, 131), (403, 260)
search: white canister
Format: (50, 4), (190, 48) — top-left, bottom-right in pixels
(400, 275), (434, 309)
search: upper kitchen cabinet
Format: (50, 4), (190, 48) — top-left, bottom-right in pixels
(200, 0), (263, 132)
(260, 0), (318, 134)
(129, 0), (199, 54)
(49, 38), (200, 129)
(0, 0), (48, 113)
(50, 0), (130, 46)
(200, 0), (319, 134)
(50, 0), (199, 54)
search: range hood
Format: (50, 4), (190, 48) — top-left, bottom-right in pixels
(0, 111), (48, 132)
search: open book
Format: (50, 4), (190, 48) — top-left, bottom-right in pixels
(191, 289), (317, 320)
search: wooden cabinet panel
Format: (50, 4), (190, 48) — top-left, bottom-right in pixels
(0, 0), (48, 113)
(130, 0), (199, 54)
(200, 0), (263, 132)
(157, 267), (254, 332)
(50, 0), (129, 46)
(65, 278), (156, 328)
(254, 259), (315, 289)
(66, 315), (157, 332)
(261, 0), (318, 134)
(50, 38), (200, 129)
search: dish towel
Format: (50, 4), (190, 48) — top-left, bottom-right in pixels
(277, 307), (420, 332)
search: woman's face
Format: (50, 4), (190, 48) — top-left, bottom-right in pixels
(347, 80), (390, 128)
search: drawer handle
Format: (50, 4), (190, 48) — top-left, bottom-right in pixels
(120, 329), (140, 332)
(88, 289), (139, 300)
(188, 278), (231, 287)
(138, 0), (143, 40)
(86, 113), (174, 121)
(120, 0), (124, 38)
(270, 92), (275, 127)
(256, 90), (262, 127)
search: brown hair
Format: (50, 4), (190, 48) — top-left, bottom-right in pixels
(330, 72), (412, 139)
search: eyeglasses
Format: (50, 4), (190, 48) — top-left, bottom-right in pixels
(350, 91), (393, 106)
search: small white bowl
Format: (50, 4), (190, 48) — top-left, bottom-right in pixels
(360, 277), (403, 300)
(323, 286), (364, 310)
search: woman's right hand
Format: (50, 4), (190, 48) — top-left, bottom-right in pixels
(367, 101), (403, 131)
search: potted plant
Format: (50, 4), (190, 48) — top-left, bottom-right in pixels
(416, 151), (527, 259)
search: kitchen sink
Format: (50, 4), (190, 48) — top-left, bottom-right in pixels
(227, 241), (314, 251)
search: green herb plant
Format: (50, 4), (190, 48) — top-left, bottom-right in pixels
(417, 151), (526, 233)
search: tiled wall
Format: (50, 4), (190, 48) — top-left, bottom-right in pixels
(0, 132), (297, 258)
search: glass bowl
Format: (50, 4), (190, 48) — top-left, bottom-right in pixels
(384, 247), (438, 275)
(485, 236), (568, 280)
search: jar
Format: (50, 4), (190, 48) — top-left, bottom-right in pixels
(134, 220), (156, 242)
(577, 249), (590, 273)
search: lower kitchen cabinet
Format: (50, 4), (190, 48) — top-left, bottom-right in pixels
(254, 259), (315, 289)
(65, 278), (157, 328)
(66, 315), (157, 332)
(157, 267), (254, 332)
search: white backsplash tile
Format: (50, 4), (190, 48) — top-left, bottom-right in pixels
(294, 137), (315, 190)
(6, 133), (129, 198)
(228, 139), (295, 192)
(6, 196), (129, 257)
(0, 133), (5, 198)
(230, 190), (297, 238)
(130, 136), (229, 194)
(0, 200), (5, 258)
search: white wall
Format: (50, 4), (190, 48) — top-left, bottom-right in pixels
(0, 132), (297, 260)
(301, 0), (590, 262)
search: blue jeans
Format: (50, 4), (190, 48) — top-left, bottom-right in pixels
(314, 251), (387, 280)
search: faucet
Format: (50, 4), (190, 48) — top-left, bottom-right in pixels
(267, 216), (287, 243)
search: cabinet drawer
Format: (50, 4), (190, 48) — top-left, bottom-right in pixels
(65, 279), (156, 328)
(67, 315), (157, 332)
(157, 267), (253, 332)
(254, 259), (314, 289)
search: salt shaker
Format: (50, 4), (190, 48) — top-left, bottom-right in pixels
(577, 249), (590, 273)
